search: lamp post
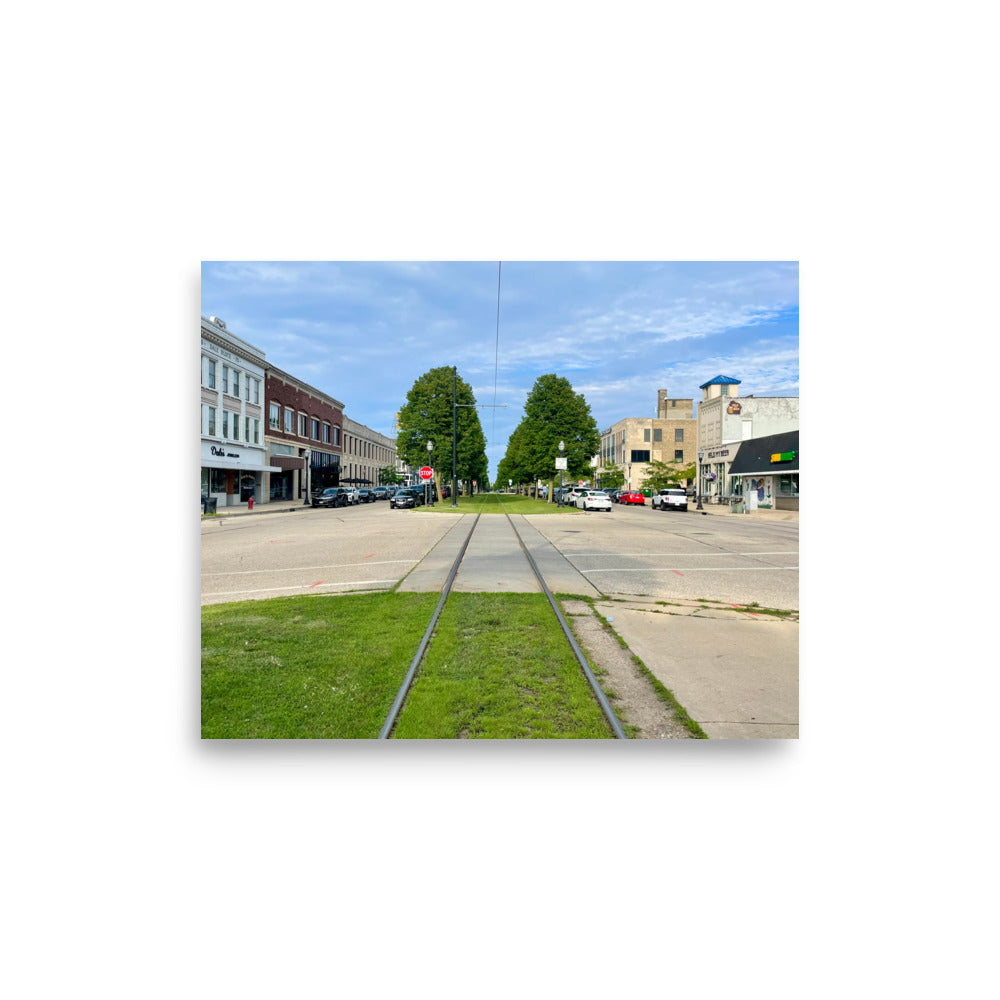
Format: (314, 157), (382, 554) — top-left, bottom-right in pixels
(426, 440), (434, 506)
(697, 450), (704, 510)
(557, 440), (565, 506)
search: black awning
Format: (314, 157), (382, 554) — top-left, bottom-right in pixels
(726, 430), (799, 476)
(340, 477), (373, 484)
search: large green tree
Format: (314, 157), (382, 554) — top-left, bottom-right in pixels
(500, 374), (601, 491)
(640, 459), (697, 492)
(396, 366), (488, 487)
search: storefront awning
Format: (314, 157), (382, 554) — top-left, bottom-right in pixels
(203, 457), (284, 473)
(726, 430), (799, 477)
(269, 455), (306, 471)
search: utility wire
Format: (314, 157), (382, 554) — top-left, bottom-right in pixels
(491, 261), (501, 476)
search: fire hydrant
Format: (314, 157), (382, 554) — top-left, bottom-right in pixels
(248, 496), (254, 511)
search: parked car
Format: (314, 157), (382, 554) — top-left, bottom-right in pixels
(606, 489), (623, 503)
(619, 490), (645, 505)
(575, 489), (613, 512)
(358, 489), (375, 503)
(373, 487), (388, 501)
(390, 488), (423, 509)
(651, 487), (689, 512)
(564, 488), (589, 506)
(342, 486), (360, 504)
(311, 487), (349, 508)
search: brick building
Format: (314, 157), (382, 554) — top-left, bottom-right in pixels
(597, 389), (697, 491)
(264, 367), (345, 502)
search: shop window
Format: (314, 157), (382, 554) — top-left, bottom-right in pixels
(210, 469), (227, 493)
(778, 474), (799, 496)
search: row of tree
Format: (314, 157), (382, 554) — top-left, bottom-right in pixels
(394, 367), (694, 496)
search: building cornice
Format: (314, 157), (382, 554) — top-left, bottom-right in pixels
(266, 366), (346, 412)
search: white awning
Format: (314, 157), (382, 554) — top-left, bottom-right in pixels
(202, 457), (284, 473)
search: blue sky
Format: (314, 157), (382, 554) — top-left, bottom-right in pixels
(201, 261), (798, 479)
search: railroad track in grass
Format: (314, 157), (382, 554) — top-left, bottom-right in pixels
(378, 497), (627, 739)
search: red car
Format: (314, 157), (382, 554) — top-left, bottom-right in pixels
(619, 490), (645, 505)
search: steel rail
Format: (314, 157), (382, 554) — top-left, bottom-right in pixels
(379, 497), (628, 740)
(377, 508), (484, 739)
(498, 502), (628, 740)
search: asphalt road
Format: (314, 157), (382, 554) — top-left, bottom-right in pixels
(201, 503), (798, 610)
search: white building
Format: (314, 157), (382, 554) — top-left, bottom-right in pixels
(200, 316), (282, 507)
(696, 375), (799, 499)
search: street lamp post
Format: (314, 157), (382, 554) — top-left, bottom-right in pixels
(558, 440), (565, 506)
(426, 440), (434, 506)
(697, 450), (704, 510)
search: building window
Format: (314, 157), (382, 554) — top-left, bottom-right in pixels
(298, 413), (307, 437)
(207, 360), (216, 389)
(245, 377), (251, 402)
(653, 428), (662, 442)
(232, 413), (240, 440)
(778, 474), (799, 496)
(254, 379), (260, 404)
(311, 418), (320, 440)
(332, 426), (341, 446)
(269, 402), (280, 429)
(222, 411), (229, 438)
(232, 371), (240, 398)
(245, 417), (250, 442)
(254, 419), (260, 444)
(644, 428), (650, 442)
(284, 408), (293, 433)
(630, 450), (650, 462)
(675, 428), (684, 442)
(207, 406), (216, 436)
(675, 450), (684, 463)
(322, 422), (330, 443)
(222, 366), (229, 394)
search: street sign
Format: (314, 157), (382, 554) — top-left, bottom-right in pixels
(419, 466), (433, 480)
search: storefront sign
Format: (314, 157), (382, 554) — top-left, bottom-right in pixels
(211, 445), (240, 459)
(706, 448), (731, 460)
(770, 451), (796, 463)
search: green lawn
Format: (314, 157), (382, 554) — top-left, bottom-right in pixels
(425, 492), (580, 515)
(202, 590), (614, 739)
(390, 593), (614, 739)
(201, 592), (438, 738)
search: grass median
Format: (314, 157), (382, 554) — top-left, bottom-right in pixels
(202, 590), (613, 739)
(422, 492), (580, 514)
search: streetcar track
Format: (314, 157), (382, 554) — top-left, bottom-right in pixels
(378, 498), (628, 740)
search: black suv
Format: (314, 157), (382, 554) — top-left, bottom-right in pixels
(311, 487), (348, 508)
(358, 489), (375, 503)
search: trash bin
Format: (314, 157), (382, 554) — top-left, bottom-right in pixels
(203, 497), (217, 514)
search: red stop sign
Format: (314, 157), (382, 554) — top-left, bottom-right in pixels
(419, 466), (433, 480)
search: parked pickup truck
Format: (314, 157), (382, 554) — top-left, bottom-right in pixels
(651, 487), (689, 512)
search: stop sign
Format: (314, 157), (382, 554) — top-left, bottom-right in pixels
(419, 466), (433, 480)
